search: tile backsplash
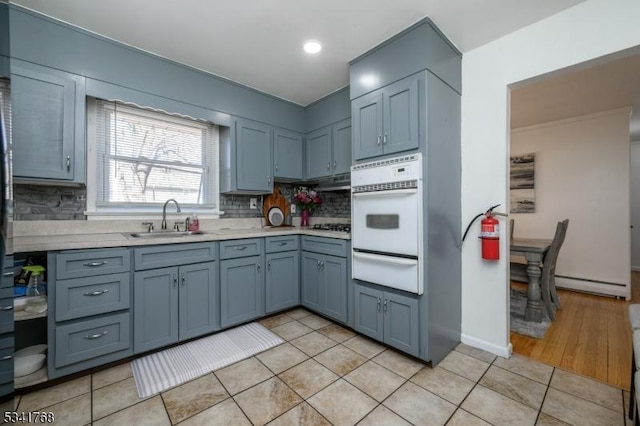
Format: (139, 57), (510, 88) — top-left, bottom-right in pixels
(13, 183), (351, 220)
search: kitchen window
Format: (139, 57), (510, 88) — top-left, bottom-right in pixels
(86, 99), (220, 218)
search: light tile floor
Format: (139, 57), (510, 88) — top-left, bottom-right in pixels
(13, 308), (633, 425)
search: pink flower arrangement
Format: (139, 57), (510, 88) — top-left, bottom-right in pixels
(293, 186), (322, 213)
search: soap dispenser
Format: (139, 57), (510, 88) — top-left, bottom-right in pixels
(24, 265), (47, 314)
(188, 212), (199, 232)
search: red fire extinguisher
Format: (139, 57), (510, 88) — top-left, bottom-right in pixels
(480, 212), (500, 260)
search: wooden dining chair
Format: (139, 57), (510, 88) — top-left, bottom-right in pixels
(540, 219), (570, 317)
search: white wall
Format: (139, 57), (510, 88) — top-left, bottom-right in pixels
(460, 0), (640, 357)
(511, 109), (630, 297)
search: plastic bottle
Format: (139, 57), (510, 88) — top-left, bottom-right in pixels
(188, 212), (199, 232)
(24, 265), (47, 314)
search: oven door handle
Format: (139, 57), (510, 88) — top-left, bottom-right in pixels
(352, 188), (417, 198)
(353, 251), (418, 266)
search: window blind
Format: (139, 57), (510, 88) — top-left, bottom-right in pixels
(0, 80), (12, 205)
(93, 99), (218, 209)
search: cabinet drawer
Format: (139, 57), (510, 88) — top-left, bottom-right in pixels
(1, 256), (14, 288)
(56, 273), (130, 322)
(0, 289), (13, 335)
(0, 345), (13, 385)
(265, 236), (299, 253)
(55, 312), (130, 368)
(134, 242), (216, 271)
(56, 248), (131, 279)
(219, 238), (263, 260)
(301, 236), (348, 257)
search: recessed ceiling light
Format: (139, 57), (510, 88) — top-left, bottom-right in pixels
(303, 40), (322, 54)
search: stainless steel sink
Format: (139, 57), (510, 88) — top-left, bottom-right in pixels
(126, 230), (206, 239)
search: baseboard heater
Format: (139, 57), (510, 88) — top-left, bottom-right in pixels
(555, 275), (628, 299)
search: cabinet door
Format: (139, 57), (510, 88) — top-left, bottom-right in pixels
(265, 251), (300, 313)
(179, 262), (219, 341)
(12, 62), (85, 181)
(332, 119), (352, 175)
(220, 256), (264, 328)
(274, 129), (303, 180)
(301, 252), (322, 312)
(322, 255), (347, 323)
(353, 284), (384, 342)
(352, 91), (383, 160)
(305, 127), (332, 180)
(383, 292), (419, 357)
(236, 119), (273, 192)
(134, 267), (179, 354)
(382, 75), (420, 155)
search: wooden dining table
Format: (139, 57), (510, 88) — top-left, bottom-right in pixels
(511, 237), (552, 322)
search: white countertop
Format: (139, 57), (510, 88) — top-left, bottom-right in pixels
(12, 220), (350, 253)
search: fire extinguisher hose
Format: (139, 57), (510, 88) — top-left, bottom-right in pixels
(461, 204), (501, 243)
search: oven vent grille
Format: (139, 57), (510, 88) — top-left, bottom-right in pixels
(352, 179), (418, 193)
(351, 153), (420, 171)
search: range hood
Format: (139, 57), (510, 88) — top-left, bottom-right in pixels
(314, 175), (351, 192)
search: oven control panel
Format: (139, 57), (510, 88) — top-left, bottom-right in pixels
(351, 153), (422, 187)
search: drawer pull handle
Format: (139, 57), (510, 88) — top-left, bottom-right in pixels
(83, 261), (108, 267)
(277, 242), (288, 246)
(85, 331), (108, 340)
(181, 273), (186, 287)
(1, 305), (12, 311)
(83, 289), (109, 297)
(2, 272), (13, 277)
(234, 246), (248, 251)
(0, 355), (12, 361)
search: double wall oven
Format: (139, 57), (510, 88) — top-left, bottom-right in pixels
(351, 154), (423, 294)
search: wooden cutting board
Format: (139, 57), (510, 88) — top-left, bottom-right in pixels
(263, 185), (290, 225)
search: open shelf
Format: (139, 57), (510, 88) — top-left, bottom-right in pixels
(14, 364), (48, 389)
(14, 308), (47, 322)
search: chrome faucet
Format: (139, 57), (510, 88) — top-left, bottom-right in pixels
(161, 199), (181, 230)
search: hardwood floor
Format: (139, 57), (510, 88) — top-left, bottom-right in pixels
(510, 272), (640, 390)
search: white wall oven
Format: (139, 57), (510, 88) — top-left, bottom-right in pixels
(351, 154), (423, 294)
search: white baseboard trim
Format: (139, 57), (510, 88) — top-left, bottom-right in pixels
(460, 333), (511, 358)
(555, 277), (629, 299)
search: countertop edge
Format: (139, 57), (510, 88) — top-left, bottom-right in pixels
(13, 228), (350, 253)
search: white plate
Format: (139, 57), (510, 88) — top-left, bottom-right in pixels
(268, 207), (284, 227)
(14, 354), (46, 377)
(14, 344), (47, 358)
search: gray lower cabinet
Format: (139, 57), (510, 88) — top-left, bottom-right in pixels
(301, 251), (347, 324)
(353, 282), (419, 357)
(220, 256), (264, 328)
(11, 59), (86, 183)
(133, 262), (218, 354)
(265, 236), (299, 314)
(49, 249), (133, 379)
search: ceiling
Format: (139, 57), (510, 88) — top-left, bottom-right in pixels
(510, 52), (640, 139)
(10, 0), (585, 106)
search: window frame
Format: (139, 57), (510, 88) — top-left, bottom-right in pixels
(86, 98), (222, 220)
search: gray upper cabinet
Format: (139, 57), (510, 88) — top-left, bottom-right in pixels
(220, 118), (273, 194)
(11, 60), (86, 183)
(332, 119), (352, 175)
(273, 129), (303, 181)
(305, 119), (352, 180)
(305, 127), (332, 180)
(352, 73), (420, 161)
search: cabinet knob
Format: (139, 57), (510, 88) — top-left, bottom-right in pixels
(377, 135), (381, 145)
(333, 160), (337, 168)
(275, 163), (279, 171)
(377, 297), (381, 311)
(257, 263), (261, 272)
(66, 155), (71, 172)
(267, 175), (271, 184)
(181, 273), (186, 287)
(383, 133), (388, 145)
(327, 162), (331, 170)
(267, 262), (271, 271)
(383, 299), (388, 312)
(173, 274), (178, 287)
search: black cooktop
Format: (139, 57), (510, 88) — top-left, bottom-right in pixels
(312, 223), (351, 233)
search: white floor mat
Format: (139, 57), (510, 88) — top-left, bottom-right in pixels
(131, 322), (284, 398)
